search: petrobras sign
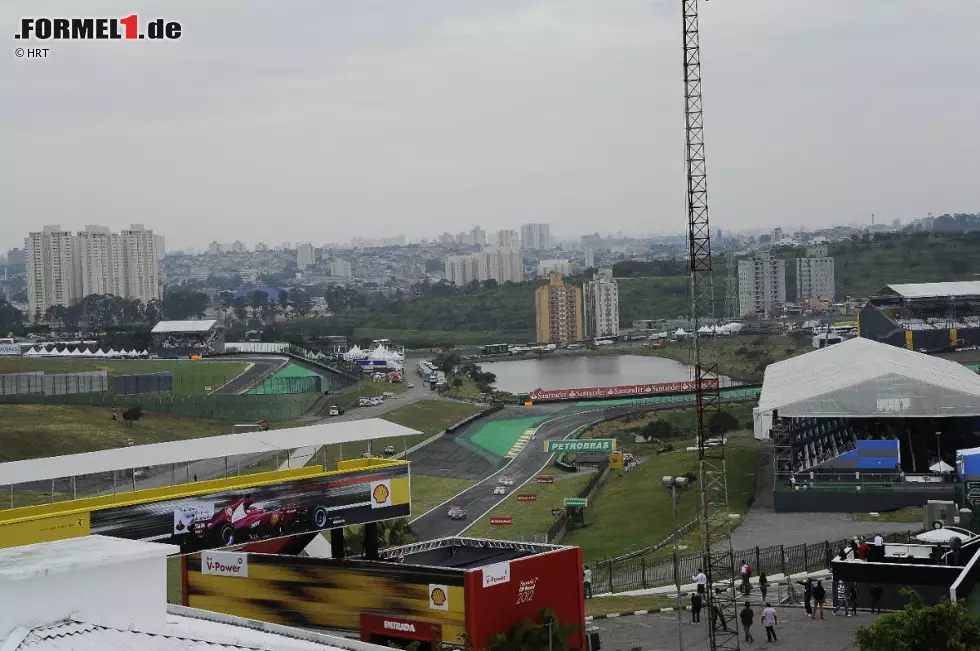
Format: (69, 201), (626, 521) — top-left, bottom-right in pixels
(545, 439), (616, 453)
(0, 344), (21, 356)
(527, 379), (719, 403)
(202, 551), (248, 578)
(482, 561), (512, 588)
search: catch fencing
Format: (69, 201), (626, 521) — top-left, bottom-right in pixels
(115, 372), (174, 396)
(587, 530), (919, 595)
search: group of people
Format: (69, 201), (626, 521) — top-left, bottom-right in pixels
(690, 568), (778, 643)
(797, 577), (884, 618)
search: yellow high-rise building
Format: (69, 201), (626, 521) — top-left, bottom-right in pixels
(535, 273), (584, 344)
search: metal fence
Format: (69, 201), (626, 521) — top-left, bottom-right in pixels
(115, 372), (174, 396)
(0, 371), (108, 396)
(588, 530), (918, 595)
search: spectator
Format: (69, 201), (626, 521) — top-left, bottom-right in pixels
(691, 592), (703, 624)
(848, 583), (859, 616)
(833, 580), (849, 616)
(797, 578), (813, 618)
(583, 568), (592, 599)
(740, 602), (755, 643)
(762, 602), (778, 642)
(813, 580), (827, 619)
(758, 572), (769, 603)
(740, 560), (752, 595)
(857, 537), (869, 561)
(693, 568), (707, 595)
(869, 583), (883, 614)
(873, 533), (885, 561)
(711, 588), (729, 631)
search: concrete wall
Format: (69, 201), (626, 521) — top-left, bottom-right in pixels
(115, 372), (174, 396)
(0, 372), (44, 396)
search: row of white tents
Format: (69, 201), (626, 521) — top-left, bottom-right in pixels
(22, 347), (149, 358)
(343, 344), (405, 363)
(673, 323), (746, 338)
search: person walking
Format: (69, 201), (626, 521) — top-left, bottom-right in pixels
(873, 533), (885, 562)
(797, 578), (814, 617)
(758, 572), (769, 603)
(813, 580), (827, 619)
(740, 560), (752, 595)
(583, 568), (593, 599)
(858, 538), (869, 561)
(740, 601), (755, 643)
(848, 583), (859, 616)
(693, 568), (707, 596)
(869, 583), (883, 614)
(762, 603), (778, 642)
(691, 592), (703, 623)
(711, 588), (729, 631)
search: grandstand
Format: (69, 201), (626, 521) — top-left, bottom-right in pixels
(859, 281), (980, 352)
(150, 319), (225, 358)
(755, 337), (980, 511)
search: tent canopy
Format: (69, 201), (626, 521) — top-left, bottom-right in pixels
(930, 460), (955, 473)
(757, 337), (980, 418)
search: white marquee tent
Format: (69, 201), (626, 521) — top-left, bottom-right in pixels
(754, 337), (980, 440)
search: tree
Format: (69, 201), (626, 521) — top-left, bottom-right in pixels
(707, 411), (739, 435)
(854, 589), (980, 651)
(641, 420), (678, 439)
(343, 518), (417, 556)
(487, 608), (579, 651)
(0, 299), (24, 334)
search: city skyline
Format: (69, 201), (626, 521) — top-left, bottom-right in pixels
(3, 1), (978, 251)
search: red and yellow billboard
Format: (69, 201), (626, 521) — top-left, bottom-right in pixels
(183, 544), (585, 651)
(527, 379), (719, 402)
(0, 460), (410, 552)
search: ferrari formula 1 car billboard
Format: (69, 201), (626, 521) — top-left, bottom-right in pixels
(0, 462), (410, 553)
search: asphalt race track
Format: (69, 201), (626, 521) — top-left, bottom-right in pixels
(213, 355), (289, 394)
(409, 407), (613, 541)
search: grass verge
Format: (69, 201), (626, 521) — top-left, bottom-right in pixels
(411, 475), (478, 518)
(330, 379), (409, 411)
(383, 400), (484, 436)
(563, 434), (762, 563)
(585, 595), (677, 617)
(854, 506), (924, 523)
(464, 472), (594, 539)
(639, 334), (811, 383)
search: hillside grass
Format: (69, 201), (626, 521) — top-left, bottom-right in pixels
(639, 334), (812, 382)
(0, 358), (249, 395)
(410, 475), (477, 517)
(382, 400), (484, 436)
(464, 473), (594, 539)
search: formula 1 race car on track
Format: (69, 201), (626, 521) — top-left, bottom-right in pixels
(497, 475), (515, 486)
(493, 485), (507, 496)
(195, 496), (329, 547)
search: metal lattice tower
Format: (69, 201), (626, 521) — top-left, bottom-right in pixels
(682, 2), (740, 650)
(724, 250), (738, 319)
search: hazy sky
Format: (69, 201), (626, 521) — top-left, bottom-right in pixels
(2, 0), (978, 250)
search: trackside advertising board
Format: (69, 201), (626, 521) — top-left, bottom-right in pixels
(527, 379), (719, 403)
(0, 463), (410, 552)
(545, 439), (616, 453)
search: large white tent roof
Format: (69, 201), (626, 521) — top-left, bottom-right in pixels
(757, 337), (980, 418)
(151, 319), (218, 334)
(0, 418), (418, 486)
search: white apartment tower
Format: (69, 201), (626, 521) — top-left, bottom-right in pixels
(737, 249), (786, 318)
(583, 268), (620, 339)
(796, 245), (836, 304)
(521, 223), (552, 251)
(537, 259), (572, 278)
(330, 259), (352, 278)
(297, 242), (315, 269)
(74, 225), (120, 298)
(471, 226), (487, 247)
(446, 247), (524, 286)
(26, 225), (76, 319)
(118, 224), (161, 303)
(495, 229), (520, 247)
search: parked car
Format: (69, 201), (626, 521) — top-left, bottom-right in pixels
(493, 486), (507, 496)
(358, 397), (372, 407)
(369, 397), (383, 406)
(447, 505), (467, 520)
(383, 445), (396, 456)
(195, 496), (328, 547)
(497, 476), (515, 486)
(407, 383), (415, 389)
(328, 405), (340, 416)
(361, 451), (373, 458)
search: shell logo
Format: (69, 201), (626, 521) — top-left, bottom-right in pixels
(430, 586), (447, 607)
(373, 483), (390, 504)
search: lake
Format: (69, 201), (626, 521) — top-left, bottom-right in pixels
(481, 355), (734, 393)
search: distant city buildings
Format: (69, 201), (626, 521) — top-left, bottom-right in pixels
(738, 249), (786, 318)
(495, 229), (520, 247)
(583, 268), (620, 339)
(231, 240), (246, 253)
(208, 240), (222, 255)
(296, 243), (315, 270)
(25, 223), (161, 319)
(796, 245), (835, 308)
(535, 273), (583, 344)
(154, 234), (166, 260)
(351, 236), (406, 248)
(537, 259), (571, 278)
(329, 259), (352, 278)
(254, 242), (269, 252)
(471, 226), (487, 247)
(521, 223), (552, 251)
(445, 247), (524, 286)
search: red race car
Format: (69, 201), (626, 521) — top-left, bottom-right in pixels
(195, 496), (329, 547)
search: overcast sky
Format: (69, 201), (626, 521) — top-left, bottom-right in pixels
(2, 0), (978, 251)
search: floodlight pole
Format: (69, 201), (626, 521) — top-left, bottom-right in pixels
(936, 432), (942, 466)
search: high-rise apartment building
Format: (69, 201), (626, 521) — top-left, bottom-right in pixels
(231, 240), (246, 253)
(74, 225), (119, 298)
(26, 225), (76, 319)
(471, 226), (487, 247)
(537, 259), (571, 278)
(438, 232), (454, 244)
(737, 249), (786, 318)
(584, 249), (595, 269)
(495, 229), (519, 247)
(796, 246), (836, 305)
(254, 242), (269, 252)
(208, 240), (222, 255)
(118, 224), (160, 304)
(330, 259), (352, 278)
(583, 268), (620, 339)
(445, 247), (524, 286)
(297, 243), (315, 269)
(521, 223), (552, 251)
(26, 223), (160, 319)
(154, 234), (166, 260)
(535, 273), (583, 344)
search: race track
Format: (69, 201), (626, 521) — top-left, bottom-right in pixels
(213, 355), (289, 394)
(409, 407), (611, 541)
